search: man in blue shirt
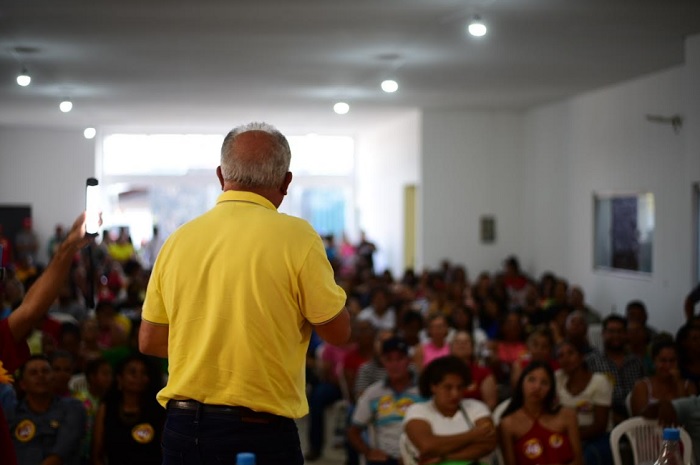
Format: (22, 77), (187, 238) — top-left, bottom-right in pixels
(9, 356), (86, 465)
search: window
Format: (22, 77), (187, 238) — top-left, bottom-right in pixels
(593, 192), (654, 273)
(99, 133), (355, 248)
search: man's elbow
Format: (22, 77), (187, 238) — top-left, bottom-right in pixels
(139, 337), (167, 358)
(313, 308), (351, 345)
(321, 327), (351, 346)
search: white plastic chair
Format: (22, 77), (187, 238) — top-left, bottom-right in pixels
(399, 433), (418, 465)
(609, 417), (693, 465)
(68, 373), (88, 393)
(492, 398), (511, 425)
(588, 324), (604, 353)
(491, 399), (511, 465)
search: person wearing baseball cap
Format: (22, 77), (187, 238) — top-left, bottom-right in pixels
(348, 337), (422, 465)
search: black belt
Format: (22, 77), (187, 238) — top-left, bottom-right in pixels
(167, 400), (288, 424)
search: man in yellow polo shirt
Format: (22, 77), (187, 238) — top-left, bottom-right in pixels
(139, 122), (350, 465)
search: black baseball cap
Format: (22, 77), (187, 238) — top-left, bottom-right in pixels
(381, 337), (409, 356)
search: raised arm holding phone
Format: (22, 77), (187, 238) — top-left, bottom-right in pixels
(1, 211), (90, 465)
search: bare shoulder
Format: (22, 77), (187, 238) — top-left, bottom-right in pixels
(499, 411), (518, 431)
(559, 406), (577, 420)
(499, 414), (513, 428)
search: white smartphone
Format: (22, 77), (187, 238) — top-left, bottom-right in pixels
(85, 177), (100, 236)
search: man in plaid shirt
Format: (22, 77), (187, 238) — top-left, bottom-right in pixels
(585, 314), (644, 425)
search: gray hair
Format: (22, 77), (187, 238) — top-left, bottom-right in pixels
(220, 122), (291, 189)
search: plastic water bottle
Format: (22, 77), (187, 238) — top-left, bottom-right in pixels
(653, 428), (683, 465)
(236, 452), (256, 465)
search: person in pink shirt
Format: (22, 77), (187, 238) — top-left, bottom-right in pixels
(306, 337), (356, 461)
(414, 314), (451, 371)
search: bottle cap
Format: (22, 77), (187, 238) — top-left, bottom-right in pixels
(236, 452), (256, 465)
(663, 428), (680, 441)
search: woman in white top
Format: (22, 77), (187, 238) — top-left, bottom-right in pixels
(555, 340), (613, 465)
(403, 356), (497, 465)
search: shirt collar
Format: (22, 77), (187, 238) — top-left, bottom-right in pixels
(216, 190), (277, 211)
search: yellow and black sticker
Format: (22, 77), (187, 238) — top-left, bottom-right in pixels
(15, 419), (36, 443)
(131, 423), (155, 444)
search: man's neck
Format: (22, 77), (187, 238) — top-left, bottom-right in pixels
(605, 348), (627, 365)
(388, 374), (411, 393)
(26, 394), (53, 413)
(223, 184), (281, 208)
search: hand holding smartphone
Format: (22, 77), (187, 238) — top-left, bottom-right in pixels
(85, 177), (100, 237)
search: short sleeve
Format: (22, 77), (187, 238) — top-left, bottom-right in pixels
(352, 386), (375, 427)
(463, 399), (491, 423)
(591, 374), (613, 407)
(403, 402), (430, 425)
(297, 234), (347, 325)
(0, 318), (30, 372)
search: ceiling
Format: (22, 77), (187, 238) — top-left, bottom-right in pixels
(1, 0), (700, 135)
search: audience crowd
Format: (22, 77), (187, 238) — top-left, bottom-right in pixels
(1, 220), (700, 465)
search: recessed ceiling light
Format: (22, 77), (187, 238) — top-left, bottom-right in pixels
(381, 79), (399, 93)
(333, 102), (350, 115)
(59, 99), (73, 113)
(84, 127), (96, 139)
(16, 68), (31, 87)
(468, 16), (487, 37)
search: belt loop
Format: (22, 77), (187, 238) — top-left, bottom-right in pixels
(195, 401), (202, 423)
(194, 401), (201, 446)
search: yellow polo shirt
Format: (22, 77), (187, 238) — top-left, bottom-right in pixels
(142, 190), (346, 418)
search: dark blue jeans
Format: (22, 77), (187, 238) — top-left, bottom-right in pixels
(162, 404), (303, 465)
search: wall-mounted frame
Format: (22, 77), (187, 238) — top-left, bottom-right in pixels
(480, 215), (496, 244)
(593, 192), (654, 274)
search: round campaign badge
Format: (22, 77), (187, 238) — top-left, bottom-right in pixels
(131, 423), (155, 444)
(15, 419), (36, 442)
(523, 438), (543, 459)
(549, 433), (564, 448)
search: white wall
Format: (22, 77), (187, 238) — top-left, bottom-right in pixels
(0, 127), (96, 264)
(685, 35), (700, 283)
(355, 110), (421, 276)
(420, 36), (700, 333)
(523, 67), (689, 331)
(420, 110), (525, 278)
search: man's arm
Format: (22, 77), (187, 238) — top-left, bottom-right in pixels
(8, 213), (88, 342)
(139, 320), (169, 358)
(312, 307), (351, 346)
(405, 417), (496, 457)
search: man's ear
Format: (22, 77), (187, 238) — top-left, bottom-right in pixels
(216, 166), (225, 191)
(281, 171), (293, 195)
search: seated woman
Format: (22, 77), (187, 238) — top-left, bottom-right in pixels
(556, 340), (613, 465)
(498, 361), (582, 465)
(630, 336), (697, 417)
(485, 312), (527, 385)
(450, 330), (498, 411)
(414, 314), (451, 371)
(510, 327), (558, 390)
(92, 353), (165, 465)
(403, 356), (497, 465)
(449, 305), (488, 359)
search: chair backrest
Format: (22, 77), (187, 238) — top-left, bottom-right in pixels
(492, 398), (511, 426)
(610, 416), (693, 465)
(491, 399), (512, 465)
(399, 433), (418, 465)
(588, 323), (604, 353)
